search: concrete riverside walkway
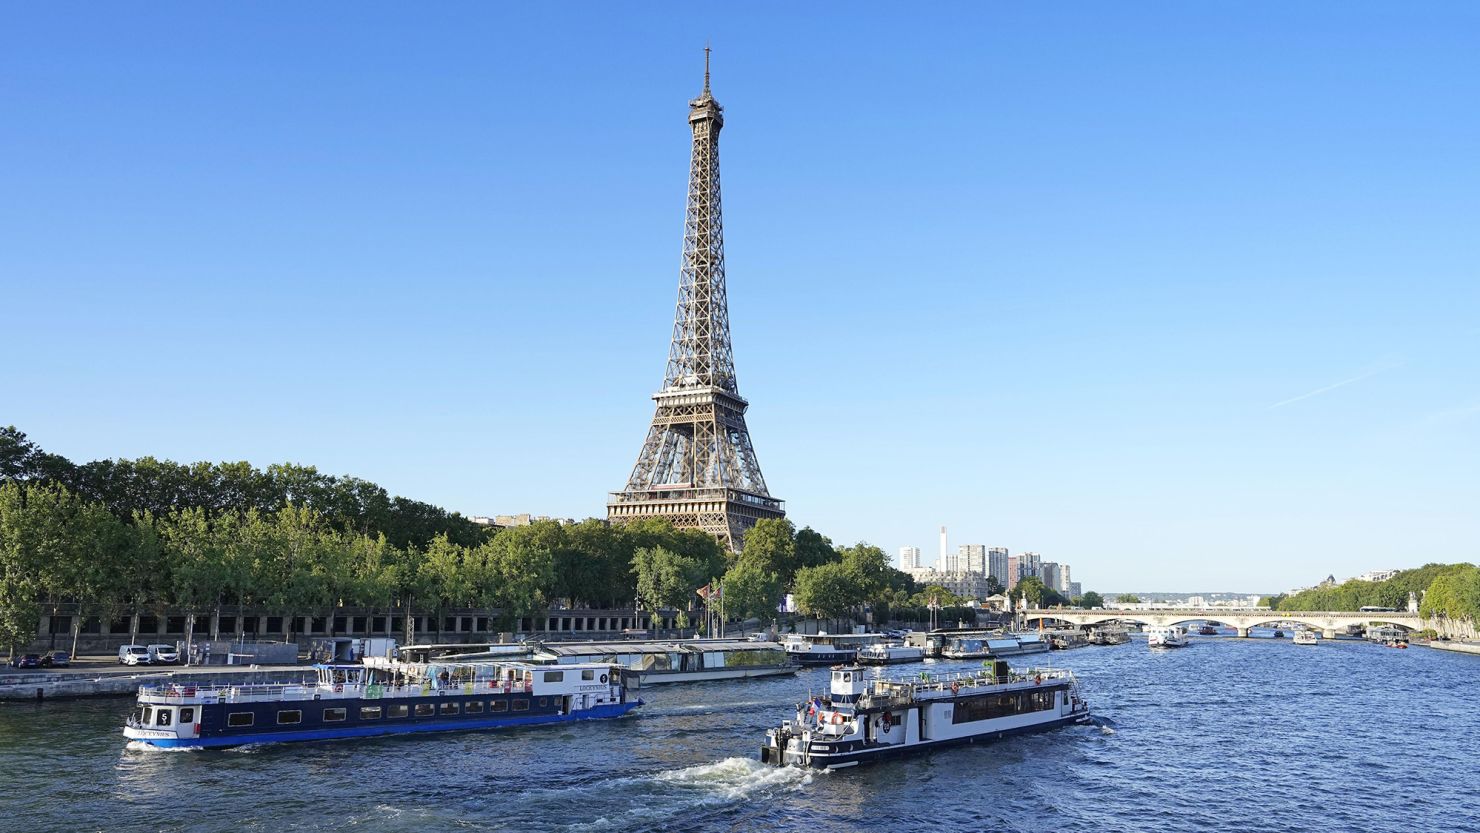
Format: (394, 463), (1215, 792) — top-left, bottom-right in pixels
(1424, 640), (1480, 657)
(0, 662), (313, 701)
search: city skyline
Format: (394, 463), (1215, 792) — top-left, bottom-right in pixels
(5, 5), (1477, 592)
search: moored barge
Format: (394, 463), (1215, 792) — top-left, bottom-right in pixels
(123, 659), (639, 749)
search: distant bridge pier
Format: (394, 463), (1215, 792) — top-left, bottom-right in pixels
(1234, 627), (1250, 638)
(1323, 628), (1341, 639)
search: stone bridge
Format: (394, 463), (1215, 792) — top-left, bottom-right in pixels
(1021, 608), (1422, 639)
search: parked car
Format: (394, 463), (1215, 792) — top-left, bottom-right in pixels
(9, 653), (43, 669)
(147, 644), (180, 664)
(40, 651), (71, 668)
(118, 644), (153, 665)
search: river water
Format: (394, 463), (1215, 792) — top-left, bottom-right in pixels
(3, 634), (1478, 833)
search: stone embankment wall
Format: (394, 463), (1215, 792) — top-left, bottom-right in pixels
(1423, 615), (1478, 640)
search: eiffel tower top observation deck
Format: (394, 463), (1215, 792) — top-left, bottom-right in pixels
(607, 50), (785, 550)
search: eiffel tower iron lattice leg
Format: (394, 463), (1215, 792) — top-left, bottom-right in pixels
(607, 51), (784, 551)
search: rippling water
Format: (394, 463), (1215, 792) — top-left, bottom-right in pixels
(4, 635), (1478, 833)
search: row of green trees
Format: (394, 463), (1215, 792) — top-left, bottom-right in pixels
(1, 427), (487, 549)
(1275, 563), (1480, 619)
(0, 479), (736, 653)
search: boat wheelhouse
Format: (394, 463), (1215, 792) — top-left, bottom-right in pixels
(760, 660), (1091, 770)
(528, 639), (795, 684)
(122, 659), (639, 749)
(782, 633), (883, 666)
(856, 644), (926, 666)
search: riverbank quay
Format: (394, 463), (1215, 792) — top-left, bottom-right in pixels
(1423, 640), (1480, 657)
(0, 663), (311, 701)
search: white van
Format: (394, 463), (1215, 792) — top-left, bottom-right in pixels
(147, 644), (180, 664)
(118, 645), (153, 665)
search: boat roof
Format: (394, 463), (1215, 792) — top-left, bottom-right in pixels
(537, 639), (781, 657)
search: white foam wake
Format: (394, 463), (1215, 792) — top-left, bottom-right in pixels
(653, 756), (813, 800)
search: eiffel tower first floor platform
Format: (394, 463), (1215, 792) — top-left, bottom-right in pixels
(607, 486), (785, 551)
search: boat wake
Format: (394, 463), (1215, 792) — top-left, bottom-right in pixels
(652, 756), (814, 800)
(124, 741), (200, 753)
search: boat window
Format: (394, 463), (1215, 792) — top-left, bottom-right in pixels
(538, 697), (548, 708)
(141, 706), (154, 725)
(179, 708), (195, 724)
(388, 705), (408, 718)
(440, 703), (458, 715)
(323, 708), (347, 723)
(360, 707), (382, 720)
(512, 699), (529, 712)
(581, 670), (594, 681)
(277, 710), (302, 725)
(466, 700), (484, 714)
(228, 712), (254, 728)
(415, 704), (435, 717)
(156, 709), (173, 727)
(490, 699), (508, 713)
(542, 671), (564, 683)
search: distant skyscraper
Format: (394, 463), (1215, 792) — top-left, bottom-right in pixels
(988, 547), (1009, 586)
(1007, 555), (1020, 591)
(1038, 561), (1060, 591)
(898, 546), (921, 570)
(938, 526), (949, 571)
(1017, 552), (1042, 584)
(959, 544), (987, 574)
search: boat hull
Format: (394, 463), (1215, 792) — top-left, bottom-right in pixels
(637, 665), (798, 684)
(764, 712), (1091, 770)
(126, 700), (640, 749)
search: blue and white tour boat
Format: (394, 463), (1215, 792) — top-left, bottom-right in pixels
(760, 660), (1091, 770)
(123, 658), (640, 749)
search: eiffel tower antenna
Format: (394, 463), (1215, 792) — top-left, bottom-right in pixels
(608, 52), (785, 551)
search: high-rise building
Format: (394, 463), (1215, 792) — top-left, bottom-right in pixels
(608, 52), (784, 551)
(1068, 581), (1082, 598)
(958, 544), (987, 574)
(1006, 555), (1020, 591)
(1038, 561), (1061, 591)
(938, 526), (950, 571)
(1017, 552), (1043, 584)
(988, 547), (1010, 586)
(898, 546), (921, 570)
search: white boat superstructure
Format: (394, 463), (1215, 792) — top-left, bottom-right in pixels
(760, 660), (1091, 770)
(856, 644), (926, 665)
(1147, 626), (1189, 648)
(1293, 630), (1318, 645)
(781, 633), (883, 666)
(528, 639), (796, 684)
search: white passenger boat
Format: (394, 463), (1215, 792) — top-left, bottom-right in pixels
(1147, 626), (1189, 648)
(856, 644), (926, 665)
(123, 659), (639, 749)
(760, 660), (1091, 770)
(527, 639), (796, 684)
(782, 633), (883, 666)
(940, 633), (1050, 660)
(1293, 630), (1318, 645)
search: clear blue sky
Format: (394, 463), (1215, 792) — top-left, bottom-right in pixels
(4, 3), (1477, 593)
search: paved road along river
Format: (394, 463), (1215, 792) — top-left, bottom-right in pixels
(3, 634), (1478, 833)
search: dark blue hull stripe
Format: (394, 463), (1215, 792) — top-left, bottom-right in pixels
(134, 702), (640, 749)
(790, 713), (1090, 769)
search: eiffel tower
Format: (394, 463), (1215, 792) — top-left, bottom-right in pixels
(608, 50), (785, 550)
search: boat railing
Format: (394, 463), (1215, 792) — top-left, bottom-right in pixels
(137, 678), (537, 704)
(858, 667), (1075, 708)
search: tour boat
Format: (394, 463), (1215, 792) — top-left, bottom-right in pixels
(1293, 630), (1318, 645)
(122, 659), (640, 749)
(1147, 626), (1189, 648)
(856, 644), (927, 665)
(782, 633), (883, 666)
(941, 633), (1050, 660)
(1087, 627), (1129, 646)
(1197, 624), (1219, 636)
(759, 660), (1091, 770)
(526, 638), (796, 684)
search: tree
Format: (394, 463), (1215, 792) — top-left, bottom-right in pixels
(1012, 576), (1066, 607)
(985, 576), (1005, 597)
(739, 518), (797, 582)
(1116, 593), (1141, 604)
(793, 527), (838, 571)
(722, 557), (783, 631)
(793, 562), (860, 624)
(633, 545), (705, 630)
(1078, 591), (1104, 609)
